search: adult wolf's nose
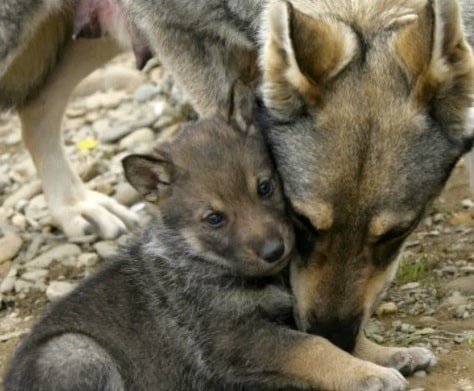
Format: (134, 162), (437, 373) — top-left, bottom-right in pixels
(308, 315), (362, 353)
(260, 238), (285, 263)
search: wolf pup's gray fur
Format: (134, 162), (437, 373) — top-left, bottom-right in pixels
(121, 0), (474, 374)
(5, 99), (408, 391)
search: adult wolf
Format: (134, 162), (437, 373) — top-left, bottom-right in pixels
(122, 0), (474, 377)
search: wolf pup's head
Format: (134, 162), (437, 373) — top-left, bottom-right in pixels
(258, 0), (474, 352)
(123, 87), (294, 277)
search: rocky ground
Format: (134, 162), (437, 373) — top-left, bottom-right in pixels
(0, 54), (472, 390)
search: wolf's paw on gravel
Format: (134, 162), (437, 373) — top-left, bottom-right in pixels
(387, 347), (437, 376)
(50, 190), (139, 239)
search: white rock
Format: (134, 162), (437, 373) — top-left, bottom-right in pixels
(461, 198), (474, 209)
(0, 276), (16, 293)
(134, 83), (160, 102)
(0, 233), (23, 263)
(3, 180), (42, 208)
(14, 279), (33, 293)
(114, 182), (140, 206)
(46, 281), (76, 301)
(11, 214), (27, 230)
(21, 269), (48, 282)
(119, 128), (155, 151)
(94, 241), (118, 259)
(28, 244), (81, 268)
(376, 302), (398, 316)
(400, 282), (420, 290)
(78, 253), (99, 268)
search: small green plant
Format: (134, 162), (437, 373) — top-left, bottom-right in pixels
(396, 254), (436, 284)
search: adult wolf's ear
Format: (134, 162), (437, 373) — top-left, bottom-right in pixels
(396, 0), (474, 137)
(122, 154), (174, 202)
(260, 1), (358, 118)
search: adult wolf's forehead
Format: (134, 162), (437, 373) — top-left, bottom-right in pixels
(267, 79), (456, 209)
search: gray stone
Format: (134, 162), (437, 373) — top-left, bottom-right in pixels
(21, 269), (48, 282)
(14, 279), (33, 293)
(11, 214), (27, 230)
(114, 182), (140, 206)
(0, 233), (23, 263)
(0, 276), (16, 293)
(400, 282), (420, 290)
(94, 241), (118, 259)
(28, 244), (81, 268)
(446, 276), (474, 295)
(46, 281), (76, 301)
(119, 128), (155, 151)
(78, 253), (99, 268)
(134, 83), (160, 102)
(3, 181), (42, 208)
(376, 302), (398, 316)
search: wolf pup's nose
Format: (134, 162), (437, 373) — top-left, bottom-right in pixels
(260, 238), (285, 263)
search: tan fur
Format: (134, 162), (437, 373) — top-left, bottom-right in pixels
(284, 335), (407, 390)
(0, 9), (74, 108)
(292, 200), (333, 231)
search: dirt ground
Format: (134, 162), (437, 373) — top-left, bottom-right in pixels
(0, 88), (472, 388)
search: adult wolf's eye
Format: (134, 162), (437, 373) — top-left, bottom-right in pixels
(205, 212), (225, 228)
(258, 179), (274, 198)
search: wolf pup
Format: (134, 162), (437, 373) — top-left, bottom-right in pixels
(4, 93), (410, 391)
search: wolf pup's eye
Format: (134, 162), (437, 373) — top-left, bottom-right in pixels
(258, 179), (274, 198)
(204, 212), (225, 228)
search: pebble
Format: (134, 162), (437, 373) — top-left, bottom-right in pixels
(78, 253), (99, 268)
(14, 279), (33, 293)
(461, 198), (474, 208)
(376, 302), (398, 316)
(401, 323), (416, 333)
(410, 388), (425, 391)
(0, 233), (23, 263)
(400, 282), (420, 290)
(0, 276), (16, 293)
(114, 182), (140, 206)
(446, 276), (474, 295)
(27, 244), (81, 268)
(414, 327), (436, 335)
(46, 281), (76, 301)
(119, 128), (155, 151)
(134, 83), (160, 102)
(11, 214), (27, 230)
(21, 270), (48, 282)
(442, 291), (468, 307)
(3, 180), (42, 208)
(413, 370), (427, 378)
(94, 241), (118, 259)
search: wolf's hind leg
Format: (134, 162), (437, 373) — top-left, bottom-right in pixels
(354, 334), (437, 377)
(19, 37), (138, 239)
(5, 333), (124, 391)
(36, 333), (124, 391)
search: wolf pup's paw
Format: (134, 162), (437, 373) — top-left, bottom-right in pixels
(50, 190), (139, 239)
(355, 365), (408, 391)
(386, 347), (437, 376)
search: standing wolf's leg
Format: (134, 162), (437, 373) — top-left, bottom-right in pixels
(469, 150), (474, 192)
(354, 334), (437, 377)
(19, 38), (138, 239)
(5, 333), (124, 391)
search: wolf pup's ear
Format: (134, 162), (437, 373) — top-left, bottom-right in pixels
(224, 80), (256, 134)
(122, 154), (174, 202)
(260, 1), (358, 119)
(396, 0), (474, 138)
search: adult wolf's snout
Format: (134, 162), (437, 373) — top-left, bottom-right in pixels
(307, 314), (362, 353)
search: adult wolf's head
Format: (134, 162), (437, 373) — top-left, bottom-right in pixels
(258, 0), (474, 352)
